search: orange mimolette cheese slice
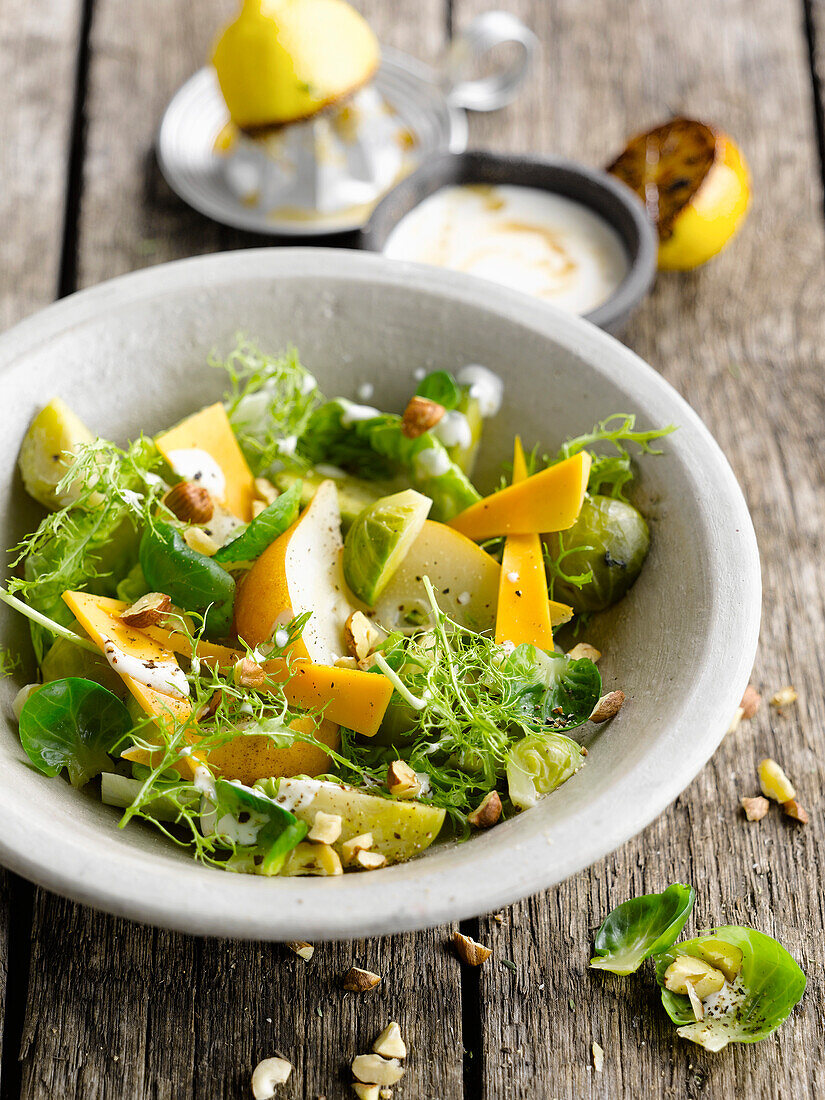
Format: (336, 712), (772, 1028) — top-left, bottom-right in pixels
(449, 451), (591, 540)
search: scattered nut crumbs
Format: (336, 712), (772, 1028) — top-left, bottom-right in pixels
(782, 799), (809, 824)
(342, 966), (382, 992)
(373, 1022), (406, 1060)
(120, 591), (172, 628)
(589, 690), (625, 723)
(341, 833), (374, 864)
(355, 850), (387, 870)
(285, 941), (314, 962)
(567, 642), (601, 663)
(770, 686), (797, 709)
(234, 657), (268, 689)
(758, 758), (796, 803)
(308, 811), (343, 845)
(741, 684), (761, 719)
(453, 930), (492, 966)
(251, 1056), (293, 1099)
(351, 1054), (405, 1087)
(351, 1083), (379, 1100)
(592, 1042), (605, 1073)
(740, 795), (769, 822)
(386, 759), (420, 799)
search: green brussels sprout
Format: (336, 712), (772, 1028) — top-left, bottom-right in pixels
(343, 489), (431, 606)
(546, 494), (650, 613)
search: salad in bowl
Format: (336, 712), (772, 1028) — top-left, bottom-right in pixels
(2, 340), (671, 879)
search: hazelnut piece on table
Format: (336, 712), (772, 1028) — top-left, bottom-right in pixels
(453, 931), (492, 966)
(251, 1056), (292, 1099)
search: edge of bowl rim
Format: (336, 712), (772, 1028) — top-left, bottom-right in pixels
(0, 248), (761, 940)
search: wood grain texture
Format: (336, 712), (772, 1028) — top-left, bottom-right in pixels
(0, 0), (83, 1091)
(19, 3), (463, 1100)
(455, 0), (825, 1096)
(0, 0), (83, 326)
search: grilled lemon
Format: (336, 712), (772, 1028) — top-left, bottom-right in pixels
(608, 117), (750, 270)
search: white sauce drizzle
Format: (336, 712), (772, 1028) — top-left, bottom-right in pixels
(102, 639), (190, 699)
(457, 364), (504, 418)
(357, 382), (375, 401)
(457, 591), (471, 606)
(300, 372), (317, 394)
(216, 812), (263, 846)
(506, 570), (520, 583)
(165, 448), (227, 500)
(273, 778), (322, 813)
(277, 435), (298, 456)
(337, 398), (381, 425)
(433, 410), (473, 450)
(415, 447), (451, 478)
(274, 628), (290, 649)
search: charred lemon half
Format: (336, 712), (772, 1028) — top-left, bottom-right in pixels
(608, 118), (750, 270)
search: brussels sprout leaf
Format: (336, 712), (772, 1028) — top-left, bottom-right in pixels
(653, 926), (806, 1052)
(590, 884), (696, 975)
(502, 644), (601, 732)
(18, 677), (132, 788)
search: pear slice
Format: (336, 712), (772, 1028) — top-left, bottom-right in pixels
(212, 0), (380, 130)
(269, 778), (445, 864)
(18, 398), (94, 509)
(372, 520), (500, 634)
(234, 479), (356, 663)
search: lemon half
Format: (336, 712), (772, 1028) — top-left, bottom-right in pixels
(608, 117), (751, 270)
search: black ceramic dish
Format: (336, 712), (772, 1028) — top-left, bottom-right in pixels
(360, 150), (658, 334)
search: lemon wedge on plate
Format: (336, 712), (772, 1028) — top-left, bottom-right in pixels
(607, 117), (751, 269)
(212, 0), (380, 130)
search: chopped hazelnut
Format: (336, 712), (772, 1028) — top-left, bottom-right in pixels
(591, 1041), (605, 1073)
(401, 395), (445, 438)
(251, 1056), (292, 1099)
(280, 842), (342, 877)
(120, 591), (172, 629)
(386, 759), (420, 799)
(342, 966), (382, 992)
(355, 850), (387, 871)
(567, 642), (601, 662)
(345, 611), (386, 666)
(782, 799), (809, 824)
(285, 941), (314, 961)
(770, 686), (797, 709)
(308, 811), (343, 845)
(341, 833), (373, 864)
(740, 795), (769, 822)
(351, 1055), (404, 1087)
(758, 758), (796, 803)
(183, 526), (219, 557)
(351, 1085), (379, 1100)
(740, 684), (761, 719)
(467, 791), (502, 829)
(164, 481), (214, 524)
(334, 656), (360, 670)
(233, 657), (268, 689)
(726, 706), (745, 735)
(663, 955), (725, 999)
(589, 690), (625, 723)
(453, 931), (492, 966)
(685, 981), (705, 1021)
(254, 477), (279, 505)
(372, 1022), (406, 1060)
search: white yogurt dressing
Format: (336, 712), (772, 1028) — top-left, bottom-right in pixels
(384, 184), (629, 315)
(272, 778), (322, 813)
(165, 448), (227, 500)
(415, 446), (452, 478)
(102, 639), (190, 699)
(338, 398), (381, 425)
(433, 410), (473, 449)
(457, 364), (503, 418)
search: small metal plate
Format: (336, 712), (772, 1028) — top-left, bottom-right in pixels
(157, 49), (468, 237)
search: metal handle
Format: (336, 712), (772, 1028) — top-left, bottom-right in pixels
(441, 10), (538, 112)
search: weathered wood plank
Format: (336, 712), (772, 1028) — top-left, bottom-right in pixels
(20, 3), (464, 1100)
(454, 0), (825, 1095)
(0, 0), (85, 1092)
(0, 0), (84, 325)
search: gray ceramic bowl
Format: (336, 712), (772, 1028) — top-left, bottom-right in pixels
(0, 249), (759, 940)
(361, 151), (658, 334)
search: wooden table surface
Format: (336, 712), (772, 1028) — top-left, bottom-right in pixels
(2, 0), (824, 1096)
